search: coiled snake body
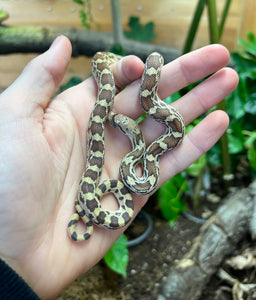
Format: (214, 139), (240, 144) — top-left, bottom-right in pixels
(119, 53), (184, 194)
(68, 52), (184, 242)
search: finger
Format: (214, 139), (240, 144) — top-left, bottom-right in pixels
(0, 35), (72, 121)
(158, 44), (231, 99)
(175, 67), (238, 124)
(159, 110), (229, 184)
(112, 55), (145, 93)
(114, 44), (232, 118)
(63, 53), (144, 104)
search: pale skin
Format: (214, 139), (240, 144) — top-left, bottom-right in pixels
(0, 35), (238, 299)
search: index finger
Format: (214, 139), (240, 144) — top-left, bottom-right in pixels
(113, 44), (232, 118)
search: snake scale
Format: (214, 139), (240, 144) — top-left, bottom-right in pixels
(68, 52), (185, 242)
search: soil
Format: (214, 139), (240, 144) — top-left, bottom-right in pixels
(57, 164), (256, 300)
(58, 193), (255, 300)
(57, 202), (202, 300)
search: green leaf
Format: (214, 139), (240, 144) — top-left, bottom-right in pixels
(124, 16), (156, 42)
(226, 83), (245, 119)
(228, 135), (244, 154)
(228, 123), (245, 155)
(238, 40), (256, 57)
(238, 32), (256, 58)
(141, 22), (155, 42)
(136, 113), (147, 124)
(186, 154), (206, 177)
(207, 143), (221, 166)
(103, 234), (129, 277)
(79, 10), (90, 29)
(244, 130), (256, 148)
(243, 130), (256, 171)
(158, 174), (187, 221)
(228, 132), (245, 154)
(109, 44), (125, 56)
(231, 52), (256, 73)
(164, 91), (182, 104)
(73, 0), (85, 5)
(244, 98), (256, 115)
(247, 31), (256, 43)
(0, 10), (9, 23)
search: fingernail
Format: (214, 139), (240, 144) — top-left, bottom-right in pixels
(50, 35), (62, 49)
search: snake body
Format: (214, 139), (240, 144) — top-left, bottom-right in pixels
(68, 53), (134, 241)
(68, 52), (185, 242)
(118, 53), (185, 195)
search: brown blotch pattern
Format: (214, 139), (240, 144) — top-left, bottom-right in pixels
(122, 212), (131, 225)
(125, 199), (134, 209)
(86, 199), (98, 212)
(140, 94), (154, 111)
(148, 142), (164, 156)
(84, 169), (98, 181)
(109, 216), (119, 228)
(93, 104), (108, 119)
(120, 186), (130, 195)
(81, 181), (94, 193)
(91, 140), (104, 153)
(97, 211), (107, 224)
(164, 135), (179, 148)
(98, 89), (113, 104)
(90, 156), (103, 168)
(101, 73), (114, 86)
(90, 121), (104, 136)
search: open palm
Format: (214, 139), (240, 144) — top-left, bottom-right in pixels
(0, 36), (238, 299)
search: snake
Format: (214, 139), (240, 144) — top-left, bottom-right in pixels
(68, 52), (134, 242)
(68, 52), (185, 242)
(115, 52), (185, 195)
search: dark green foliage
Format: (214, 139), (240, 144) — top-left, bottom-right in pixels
(158, 174), (187, 224)
(72, 0), (92, 29)
(73, 0), (85, 5)
(226, 31), (256, 171)
(124, 16), (156, 42)
(158, 32), (256, 222)
(109, 43), (125, 56)
(103, 234), (129, 277)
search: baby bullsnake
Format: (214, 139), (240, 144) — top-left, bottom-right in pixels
(68, 52), (184, 242)
(119, 53), (184, 194)
(68, 53), (134, 241)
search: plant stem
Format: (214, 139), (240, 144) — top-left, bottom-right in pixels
(207, 0), (231, 177)
(183, 0), (207, 54)
(207, 0), (219, 43)
(219, 0), (232, 38)
(110, 0), (124, 45)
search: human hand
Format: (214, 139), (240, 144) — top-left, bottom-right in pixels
(0, 35), (238, 299)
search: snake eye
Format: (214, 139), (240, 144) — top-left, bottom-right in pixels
(113, 121), (117, 127)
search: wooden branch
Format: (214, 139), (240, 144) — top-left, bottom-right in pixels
(0, 25), (181, 62)
(158, 181), (256, 300)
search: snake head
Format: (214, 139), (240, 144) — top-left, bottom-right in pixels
(108, 113), (141, 136)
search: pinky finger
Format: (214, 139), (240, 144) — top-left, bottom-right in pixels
(159, 110), (229, 185)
